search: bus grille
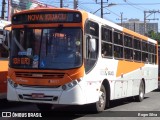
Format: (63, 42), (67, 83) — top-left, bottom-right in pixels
(18, 94), (58, 102)
(19, 84), (60, 88)
(15, 72), (65, 79)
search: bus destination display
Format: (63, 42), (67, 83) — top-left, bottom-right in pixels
(12, 12), (82, 24)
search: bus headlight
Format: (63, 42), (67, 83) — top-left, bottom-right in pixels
(8, 78), (18, 88)
(62, 79), (79, 91)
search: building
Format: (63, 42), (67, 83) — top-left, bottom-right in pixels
(117, 19), (158, 35)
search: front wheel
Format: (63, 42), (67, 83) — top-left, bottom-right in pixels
(135, 80), (145, 102)
(89, 84), (108, 112)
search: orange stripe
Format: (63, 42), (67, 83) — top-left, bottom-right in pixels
(116, 60), (145, 77)
(123, 28), (148, 40)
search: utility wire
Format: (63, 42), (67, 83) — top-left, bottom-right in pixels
(124, 0), (144, 11)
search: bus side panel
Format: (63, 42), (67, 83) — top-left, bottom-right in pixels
(0, 71), (7, 93)
(144, 65), (158, 93)
(0, 60), (8, 95)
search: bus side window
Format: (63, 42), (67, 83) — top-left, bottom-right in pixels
(114, 46), (123, 58)
(113, 30), (123, 59)
(124, 48), (133, 60)
(114, 31), (123, 45)
(102, 43), (112, 57)
(101, 26), (113, 58)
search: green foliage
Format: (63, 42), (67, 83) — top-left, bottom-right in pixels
(147, 30), (160, 44)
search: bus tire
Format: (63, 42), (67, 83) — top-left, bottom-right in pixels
(135, 80), (145, 102)
(36, 104), (54, 111)
(90, 84), (107, 112)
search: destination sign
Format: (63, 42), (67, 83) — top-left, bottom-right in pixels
(12, 12), (82, 24)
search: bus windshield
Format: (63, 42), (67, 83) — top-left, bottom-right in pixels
(10, 27), (82, 69)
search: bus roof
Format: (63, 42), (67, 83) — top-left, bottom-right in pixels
(11, 8), (157, 44)
(87, 12), (157, 44)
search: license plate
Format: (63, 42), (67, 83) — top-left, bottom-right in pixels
(32, 93), (44, 98)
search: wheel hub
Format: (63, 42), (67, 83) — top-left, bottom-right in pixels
(99, 91), (105, 107)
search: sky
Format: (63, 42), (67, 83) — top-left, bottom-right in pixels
(1, 0), (160, 30)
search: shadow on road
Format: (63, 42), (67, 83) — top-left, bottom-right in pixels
(0, 95), (150, 119)
(0, 99), (33, 111)
(0, 92), (153, 119)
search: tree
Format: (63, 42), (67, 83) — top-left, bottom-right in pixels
(147, 30), (160, 44)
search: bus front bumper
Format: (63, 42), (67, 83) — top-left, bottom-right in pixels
(7, 79), (88, 105)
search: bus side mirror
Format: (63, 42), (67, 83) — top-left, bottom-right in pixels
(89, 38), (96, 52)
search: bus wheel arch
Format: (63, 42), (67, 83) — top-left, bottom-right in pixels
(135, 78), (145, 102)
(89, 79), (110, 112)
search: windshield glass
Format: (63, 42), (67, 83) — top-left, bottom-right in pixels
(10, 28), (82, 69)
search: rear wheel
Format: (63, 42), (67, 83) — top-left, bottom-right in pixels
(135, 80), (145, 102)
(36, 104), (54, 111)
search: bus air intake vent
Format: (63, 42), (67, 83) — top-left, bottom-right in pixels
(15, 72), (65, 79)
(19, 84), (60, 88)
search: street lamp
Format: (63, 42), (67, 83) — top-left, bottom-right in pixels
(93, 3), (116, 18)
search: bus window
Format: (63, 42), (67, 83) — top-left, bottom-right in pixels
(142, 41), (148, 52)
(101, 26), (112, 43)
(85, 20), (99, 73)
(124, 48), (133, 60)
(124, 34), (133, 47)
(142, 52), (148, 63)
(114, 31), (123, 45)
(102, 42), (112, 57)
(134, 38), (141, 50)
(101, 26), (113, 58)
(0, 28), (9, 58)
(134, 50), (141, 61)
(114, 45), (123, 58)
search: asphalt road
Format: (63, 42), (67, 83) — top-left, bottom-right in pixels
(1, 85), (160, 120)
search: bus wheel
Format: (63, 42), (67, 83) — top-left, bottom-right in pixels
(90, 84), (107, 112)
(36, 104), (54, 111)
(135, 80), (145, 102)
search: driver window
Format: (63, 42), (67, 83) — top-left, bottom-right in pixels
(85, 20), (99, 73)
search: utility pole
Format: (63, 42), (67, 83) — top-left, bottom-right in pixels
(120, 12), (123, 26)
(1, 0), (7, 19)
(101, 0), (103, 18)
(74, 0), (78, 9)
(116, 12), (127, 27)
(144, 10), (160, 35)
(60, 0), (63, 8)
(95, 0), (109, 18)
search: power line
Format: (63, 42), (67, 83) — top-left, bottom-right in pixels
(124, 0), (144, 11)
(144, 10), (160, 34)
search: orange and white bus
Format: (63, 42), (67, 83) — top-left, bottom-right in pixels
(158, 45), (160, 80)
(7, 8), (158, 112)
(0, 21), (11, 99)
